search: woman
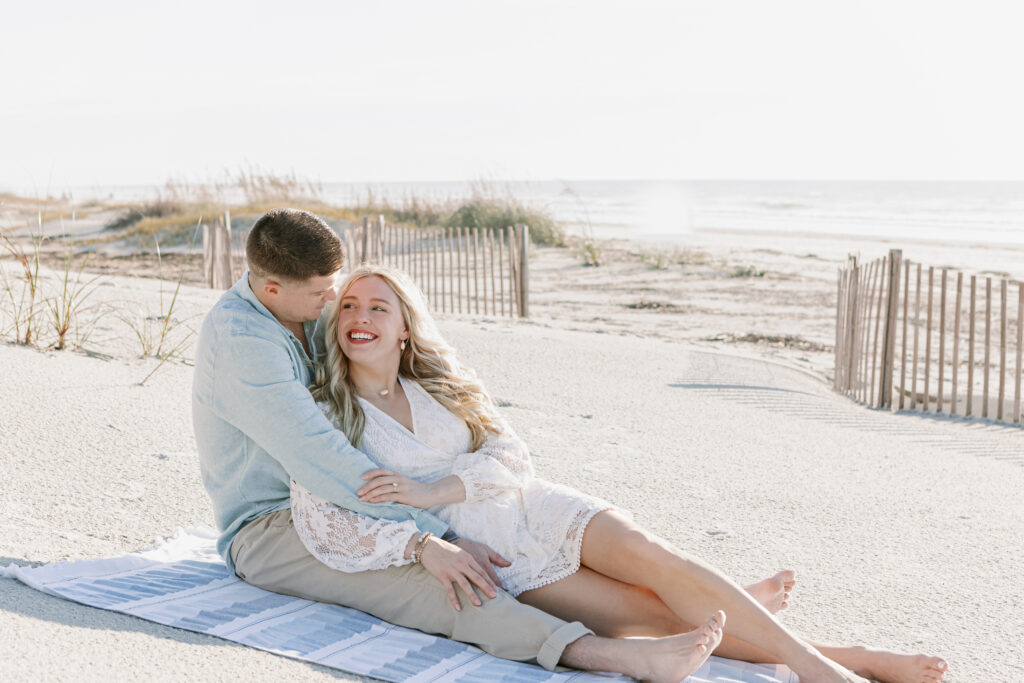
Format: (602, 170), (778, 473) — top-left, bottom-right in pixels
(291, 264), (947, 683)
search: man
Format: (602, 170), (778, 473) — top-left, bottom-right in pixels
(192, 208), (714, 680)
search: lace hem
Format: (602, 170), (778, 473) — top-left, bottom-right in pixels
(505, 506), (612, 597)
(290, 478), (417, 573)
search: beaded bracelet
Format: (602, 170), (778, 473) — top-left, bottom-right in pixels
(411, 532), (433, 564)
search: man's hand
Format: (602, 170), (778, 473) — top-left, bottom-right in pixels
(452, 538), (509, 589)
(418, 536), (498, 611)
(359, 469), (466, 508)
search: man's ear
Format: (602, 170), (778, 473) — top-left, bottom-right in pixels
(264, 279), (281, 297)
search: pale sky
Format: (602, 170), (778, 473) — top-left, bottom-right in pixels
(2, 0), (1023, 191)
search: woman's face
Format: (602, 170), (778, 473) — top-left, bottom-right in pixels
(336, 275), (409, 369)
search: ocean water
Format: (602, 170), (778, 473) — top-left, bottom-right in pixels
(54, 180), (1024, 247)
(316, 180), (1024, 247)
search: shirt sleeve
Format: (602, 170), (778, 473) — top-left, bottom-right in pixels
(291, 479), (417, 572)
(211, 327), (448, 536)
(451, 418), (535, 504)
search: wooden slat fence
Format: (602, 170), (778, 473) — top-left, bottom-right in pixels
(835, 248), (1024, 425)
(204, 213), (531, 318)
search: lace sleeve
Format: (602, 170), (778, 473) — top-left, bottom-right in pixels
(452, 419), (535, 504)
(290, 479), (418, 572)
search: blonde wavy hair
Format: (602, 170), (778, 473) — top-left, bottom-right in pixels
(311, 264), (501, 450)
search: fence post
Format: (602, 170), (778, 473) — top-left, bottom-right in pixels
(508, 226), (518, 317)
(834, 268), (844, 391)
(224, 210), (234, 284)
(377, 215), (386, 262)
(209, 216), (232, 290)
(361, 217), (369, 264)
(879, 249), (902, 408)
(516, 224), (530, 318)
(844, 256), (860, 397)
(203, 221), (213, 287)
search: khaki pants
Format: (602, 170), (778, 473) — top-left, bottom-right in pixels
(230, 509), (592, 671)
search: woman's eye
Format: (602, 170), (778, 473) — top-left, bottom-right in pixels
(341, 303), (354, 309)
(373, 306), (385, 312)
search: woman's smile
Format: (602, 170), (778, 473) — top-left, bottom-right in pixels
(347, 329), (378, 343)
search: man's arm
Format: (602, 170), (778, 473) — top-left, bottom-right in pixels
(212, 329), (447, 535)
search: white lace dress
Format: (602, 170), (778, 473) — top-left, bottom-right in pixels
(290, 376), (615, 596)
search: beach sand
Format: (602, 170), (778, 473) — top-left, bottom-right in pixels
(2, 233), (1023, 681)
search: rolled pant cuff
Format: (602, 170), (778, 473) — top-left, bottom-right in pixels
(536, 620), (593, 671)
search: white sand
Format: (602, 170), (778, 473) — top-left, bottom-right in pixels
(2, 244), (1023, 681)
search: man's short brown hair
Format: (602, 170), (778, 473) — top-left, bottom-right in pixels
(246, 208), (343, 281)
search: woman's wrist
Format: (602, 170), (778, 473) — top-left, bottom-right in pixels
(428, 475), (467, 506)
(403, 532), (418, 560)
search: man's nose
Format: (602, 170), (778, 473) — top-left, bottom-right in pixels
(324, 288), (337, 302)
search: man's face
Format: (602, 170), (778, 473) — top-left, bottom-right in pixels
(263, 271), (339, 324)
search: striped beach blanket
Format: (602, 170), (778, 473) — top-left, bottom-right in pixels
(2, 526), (797, 682)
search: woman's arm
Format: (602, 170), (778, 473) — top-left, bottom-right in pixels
(291, 479), (503, 607)
(451, 418), (535, 503)
(358, 419), (534, 507)
(291, 478), (419, 572)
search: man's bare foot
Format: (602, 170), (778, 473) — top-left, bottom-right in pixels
(638, 611), (726, 683)
(849, 648), (947, 683)
(745, 570), (796, 613)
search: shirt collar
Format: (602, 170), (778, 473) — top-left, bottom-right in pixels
(232, 270), (325, 360)
(231, 270), (276, 321)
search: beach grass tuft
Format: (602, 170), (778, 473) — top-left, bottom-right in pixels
(1, 226), (45, 345)
(568, 236), (604, 266)
(729, 264), (766, 278)
(117, 238), (196, 384)
(674, 248), (711, 266)
(45, 240), (104, 351)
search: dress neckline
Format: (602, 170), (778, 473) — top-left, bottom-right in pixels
(357, 375), (419, 438)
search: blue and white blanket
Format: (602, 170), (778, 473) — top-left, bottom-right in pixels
(2, 526), (797, 682)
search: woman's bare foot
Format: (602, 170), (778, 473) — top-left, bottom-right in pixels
(745, 570), (796, 613)
(638, 611), (726, 683)
(848, 648), (947, 683)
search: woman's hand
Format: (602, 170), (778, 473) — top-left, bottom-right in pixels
(359, 469), (466, 508)
(452, 538), (510, 589)
(417, 535), (498, 611)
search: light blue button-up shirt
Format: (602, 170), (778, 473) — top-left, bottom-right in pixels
(192, 272), (447, 572)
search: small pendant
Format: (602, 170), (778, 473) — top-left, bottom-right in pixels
(378, 388), (389, 397)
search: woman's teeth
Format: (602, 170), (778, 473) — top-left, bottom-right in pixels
(350, 331), (376, 341)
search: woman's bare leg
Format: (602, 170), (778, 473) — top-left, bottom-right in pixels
(520, 566), (947, 683)
(571, 510), (945, 683)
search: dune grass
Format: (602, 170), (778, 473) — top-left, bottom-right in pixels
(0, 228), (44, 345)
(93, 172), (565, 248)
(100, 167), (326, 242)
